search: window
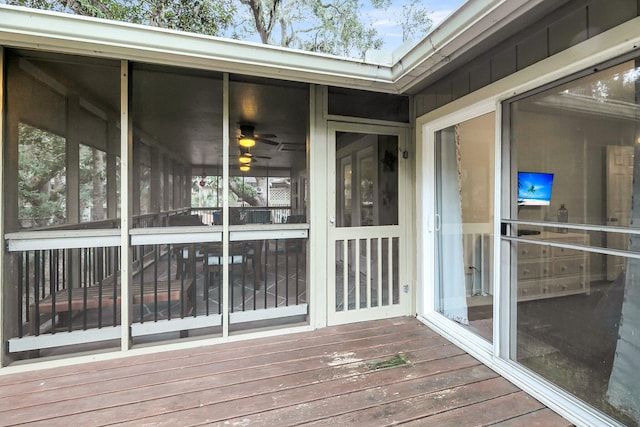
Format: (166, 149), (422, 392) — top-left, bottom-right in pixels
(506, 58), (640, 426)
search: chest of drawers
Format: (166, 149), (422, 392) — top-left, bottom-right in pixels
(517, 232), (590, 301)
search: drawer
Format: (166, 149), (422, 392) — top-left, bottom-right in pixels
(552, 258), (587, 276)
(518, 260), (552, 280)
(518, 243), (551, 260)
(545, 277), (588, 294)
(518, 280), (541, 299)
(552, 245), (583, 258)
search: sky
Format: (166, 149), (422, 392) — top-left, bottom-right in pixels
(368, 0), (466, 51)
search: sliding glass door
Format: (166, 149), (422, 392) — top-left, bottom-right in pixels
(432, 112), (495, 343)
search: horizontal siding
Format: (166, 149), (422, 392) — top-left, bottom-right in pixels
(415, 0), (639, 116)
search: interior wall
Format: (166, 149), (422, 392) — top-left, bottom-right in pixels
(515, 109), (637, 278)
(458, 113), (494, 227)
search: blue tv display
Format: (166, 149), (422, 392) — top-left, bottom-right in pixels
(518, 172), (554, 206)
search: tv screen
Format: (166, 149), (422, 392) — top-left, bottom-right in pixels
(518, 172), (554, 206)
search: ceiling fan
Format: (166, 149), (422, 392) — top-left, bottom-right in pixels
(238, 123), (279, 147)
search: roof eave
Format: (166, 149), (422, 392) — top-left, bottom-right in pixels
(0, 1), (551, 94)
(0, 5), (397, 92)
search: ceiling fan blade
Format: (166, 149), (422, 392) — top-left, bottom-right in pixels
(256, 138), (279, 146)
(254, 133), (277, 139)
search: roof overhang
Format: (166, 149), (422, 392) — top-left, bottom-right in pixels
(0, 1), (548, 94)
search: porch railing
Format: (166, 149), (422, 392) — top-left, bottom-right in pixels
(189, 207), (292, 225)
(5, 222), (309, 354)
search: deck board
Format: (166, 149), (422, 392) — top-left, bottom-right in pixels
(0, 317), (572, 426)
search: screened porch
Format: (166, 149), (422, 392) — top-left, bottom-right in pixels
(3, 48), (310, 359)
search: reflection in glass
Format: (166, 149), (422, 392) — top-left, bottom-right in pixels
(336, 132), (398, 227)
(8, 49), (120, 230)
(79, 144), (107, 222)
(18, 123), (67, 229)
(510, 59), (640, 426)
(434, 113), (495, 342)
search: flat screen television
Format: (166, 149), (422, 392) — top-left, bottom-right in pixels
(517, 171), (554, 206)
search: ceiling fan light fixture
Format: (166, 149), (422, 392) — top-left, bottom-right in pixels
(239, 124), (256, 148)
(239, 136), (256, 148)
(239, 164), (251, 172)
(239, 154), (252, 164)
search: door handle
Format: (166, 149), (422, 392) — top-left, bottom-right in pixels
(329, 216), (335, 226)
(435, 214), (441, 231)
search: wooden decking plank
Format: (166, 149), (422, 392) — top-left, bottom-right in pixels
(0, 318), (571, 427)
(0, 326), (440, 399)
(398, 391), (546, 426)
(0, 340), (466, 425)
(83, 359), (493, 426)
(205, 375), (517, 427)
(489, 408), (574, 427)
(299, 377), (521, 427)
(0, 318), (429, 393)
(1, 336), (453, 409)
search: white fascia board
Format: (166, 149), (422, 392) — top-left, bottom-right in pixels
(0, 5), (396, 92)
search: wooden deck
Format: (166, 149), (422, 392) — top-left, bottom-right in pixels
(0, 317), (572, 426)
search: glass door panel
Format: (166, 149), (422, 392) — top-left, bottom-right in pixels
(434, 112), (495, 343)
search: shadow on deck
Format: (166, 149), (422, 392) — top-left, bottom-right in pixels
(0, 317), (572, 426)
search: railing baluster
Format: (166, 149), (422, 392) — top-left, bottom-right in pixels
(25, 252), (30, 325)
(285, 239), (289, 307)
(377, 238), (383, 308)
(98, 248), (103, 329)
(168, 243), (173, 319)
(154, 245), (158, 322)
(113, 248), (118, 327)
(191, 247), (197, 317)
(252, 241), (258, 311)
(366, 238), (371, 309)
(66, 249), (72, 332)
(18, 254), (24, 338)
(342, 239), (348, 312)
(217, 261), (222, 315)
(295, 242), (300, 305)
(50, 250), (56, 334)
(263, 241), (268, 310)
(230, 262), (235, 313)
(140, 245), (145, 323)
(387, 237), (393, 305)
(203, 245), (209, 316)
(241, 249), (246, 312)
(355, 239), (360, 311)
(34, 251), (40, 336)
(275, 239), (279, 307)
(83, 248), (88, 330)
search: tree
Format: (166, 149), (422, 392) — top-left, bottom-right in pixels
(398, 0), (432, 43)
(5, 0), (237, 36)
(5, 0), (433, 59)
(237, 0), (386, 57)
(18, 124), (67, 228)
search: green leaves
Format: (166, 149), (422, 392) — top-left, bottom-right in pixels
(6, 0), (434, 59)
